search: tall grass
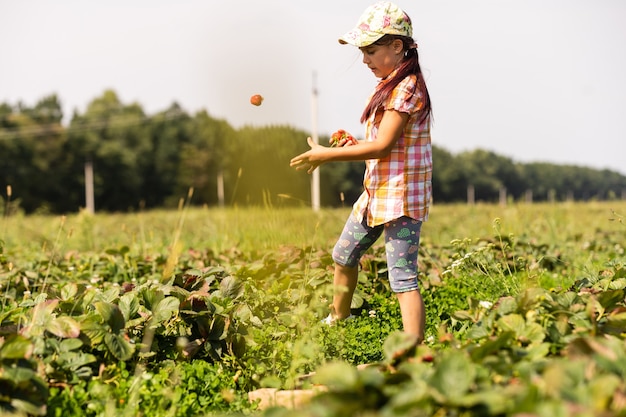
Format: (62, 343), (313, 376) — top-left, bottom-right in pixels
(2, 201), (624, 266)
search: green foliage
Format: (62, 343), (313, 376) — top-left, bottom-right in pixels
(0, 335), (48, 416)
(47, 360), (252, 416)
(0, 205), (625, 416)
(240, 256), (626, 417)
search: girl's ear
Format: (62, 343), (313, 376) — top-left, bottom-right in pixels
(393, 39), (404, 55)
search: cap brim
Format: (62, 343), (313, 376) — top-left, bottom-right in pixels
(338, 28), (382, 47)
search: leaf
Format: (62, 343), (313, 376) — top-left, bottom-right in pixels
(79, 314), (108, 345)
(3, 365), (38, 383)
(104, 333), (135, 361)
(451, 310), (474, 321)
(469, 331), (514, 361)
(59, 338), (84, 352)
(589, 374), (621, 410)
(520, 322), (545, 345)
(466, 323), (492, 340)
(383, 331), (419, 364)
(59, 283), (78, 301)
(524, 342), (550, 361)
(10, 398), (47, 416)
(312, 361), (360, 391)
(555, 291), (578, 308)
(234, 304), (252, 321)
(307, 273), (329, 287)
(58, 351), (97, 370)
(496, 314), (545, 345)
(429, 350), (475, 400)
(606, 310), (626, 331)
(496, 314), (525, 335)
(608, 278), (626, 290)
(350, 292), (364, 309)
(118, 292), (140, 322)
(94, 287), (121, 304)
(250, 316), (263, 327)
(47, 315), (81, 338)
(94, 302), (126, 333)
(208, 316), (228, 341)
(455, 389), (509, 414)
(495, 296), (517, 315)
(0, 334), (34, 360)
(565, 337), (619, 361)
(218, 275), (244, 299)
(22, 299), (59, 338)
(597, 289), (625, 311)
(141, 288), (164, 311)
(151, 296), (180, 326)
(517, 287), (547, 311)
(385, 378), (430, 412)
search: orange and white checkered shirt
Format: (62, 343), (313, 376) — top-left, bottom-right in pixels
(352, 73), (432, 227)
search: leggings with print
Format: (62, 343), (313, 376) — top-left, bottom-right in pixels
(332, 212), (422, 293)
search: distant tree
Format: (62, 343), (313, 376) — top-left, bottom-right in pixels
(457, 149), (522, 202)
(227, 125), (311, 207)
(431, 146), (465, 202)
(143, 103), (193, 208)
(0, 95), (66, 212)
(66, 90), (151, 211)
(21, 94), (64, 125)
(320, 154), (364, 207)
(3, 91), (626, 213)
(175, 111), (235, 207)
(518, 163), (626, 202)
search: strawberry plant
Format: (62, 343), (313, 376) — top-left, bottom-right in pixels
(0, 335), (48, 416)
(1, 204), (625, 415)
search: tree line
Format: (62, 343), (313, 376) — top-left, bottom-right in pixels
(1, 91), (625, 214)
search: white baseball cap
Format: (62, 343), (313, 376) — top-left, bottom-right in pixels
(338, 2), (413, 47)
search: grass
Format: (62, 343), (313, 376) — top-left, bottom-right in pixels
(3, 200), (623, 304)
(3, 200), (624, 258)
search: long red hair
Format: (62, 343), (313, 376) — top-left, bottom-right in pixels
(360, 35), (432, 125)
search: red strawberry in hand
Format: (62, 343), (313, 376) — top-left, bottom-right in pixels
(330, 129), (355, 147)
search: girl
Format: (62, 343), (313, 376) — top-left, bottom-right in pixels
(290, 1), (432, 343)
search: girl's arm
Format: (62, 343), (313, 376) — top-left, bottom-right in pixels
(290, 109), (409, 174)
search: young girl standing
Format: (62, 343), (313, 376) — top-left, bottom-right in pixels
(290, 1), (432, 343)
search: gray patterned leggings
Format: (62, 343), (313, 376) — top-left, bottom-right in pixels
(332, 212), (422, 293)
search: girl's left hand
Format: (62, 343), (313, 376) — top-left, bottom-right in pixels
(290, 137), (323, 174)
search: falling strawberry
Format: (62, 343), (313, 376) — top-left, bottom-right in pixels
(250, 94), (264, 106)
(330, 129), (355, 147)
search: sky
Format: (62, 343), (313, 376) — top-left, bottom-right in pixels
(1, 0), (625, 174)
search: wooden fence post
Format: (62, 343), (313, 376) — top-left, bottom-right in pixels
(525, 189), (533, 204)
(499, 187), (507, 207)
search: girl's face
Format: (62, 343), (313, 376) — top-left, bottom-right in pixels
(360, 39), (403, 79)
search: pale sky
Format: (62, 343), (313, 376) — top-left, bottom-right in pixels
(1, 0), (625, 174)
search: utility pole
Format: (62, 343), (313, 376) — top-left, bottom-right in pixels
(84, 158), (95, 213)
(311, 71), (320, 211)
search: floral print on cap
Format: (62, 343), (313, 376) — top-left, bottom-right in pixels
(339, 2), (413, 47)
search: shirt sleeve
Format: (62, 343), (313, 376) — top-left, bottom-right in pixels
(383, 74), (423, 115)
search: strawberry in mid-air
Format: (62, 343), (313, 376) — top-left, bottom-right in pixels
(330, 129), (355, 147)
(250, 94), (264, 106)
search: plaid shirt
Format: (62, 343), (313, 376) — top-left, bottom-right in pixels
(352, 72), (432, 227)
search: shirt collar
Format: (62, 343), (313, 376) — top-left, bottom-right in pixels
(378, 67), (400, 87)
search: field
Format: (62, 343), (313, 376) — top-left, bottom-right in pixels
(1, 201), (625, 416)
